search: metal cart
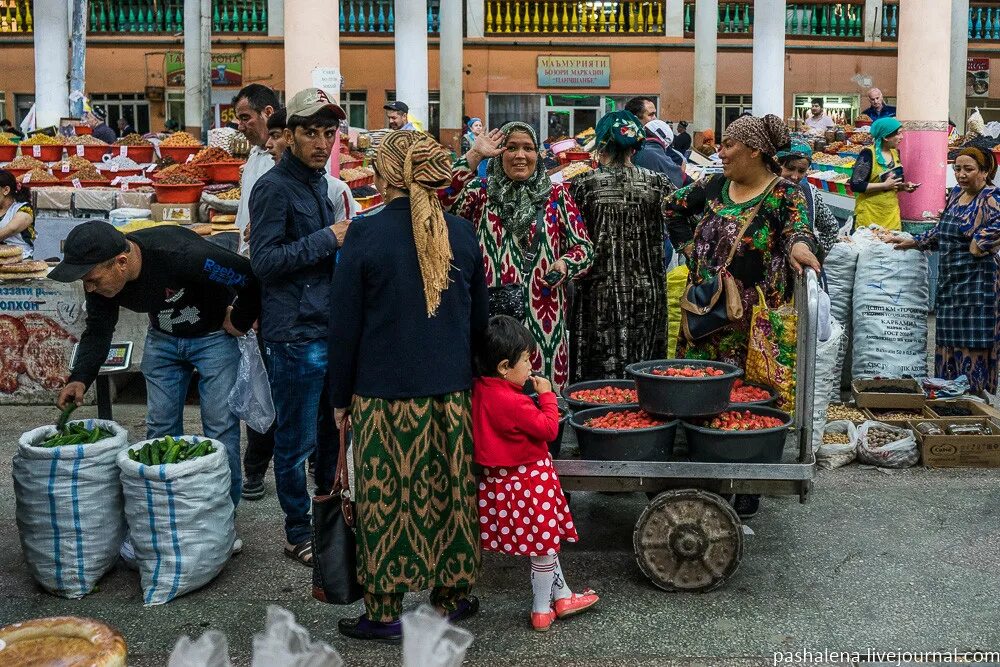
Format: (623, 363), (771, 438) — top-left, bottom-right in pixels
(553, 268), (820, 593)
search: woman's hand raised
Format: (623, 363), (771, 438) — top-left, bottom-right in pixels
(466, 129), (506, 170)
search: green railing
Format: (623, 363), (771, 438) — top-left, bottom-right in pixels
(0, 0), (31, 33)
(683, 0), (865, 39)
(87, 0), (267, 33)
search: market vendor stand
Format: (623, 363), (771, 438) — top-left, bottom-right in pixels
(552, 268), (820, 593)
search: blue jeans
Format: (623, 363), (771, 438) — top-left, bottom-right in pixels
(140, 328), (242, 507)
(264, 339), (334, 545)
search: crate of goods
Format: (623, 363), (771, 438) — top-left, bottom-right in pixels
(0, 140), (16, 162)
(153, 175), (206, 204)
(158, 131), (204, 163)
(21, 137), (65, 162)
(851, 378), (924, 410)
(113, 134), (155, 163)
(860, 407), (934, 426)
(203, 160), (244, 184)
(65, 138), (112, 162)
(341, 167), (375, 190)
(911, 417), (1000, 468)
(925, 399), (1000, 419)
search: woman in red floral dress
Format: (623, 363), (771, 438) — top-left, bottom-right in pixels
(439, 123), (594, 390)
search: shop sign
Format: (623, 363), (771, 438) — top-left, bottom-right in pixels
(165, 52), (243, 88)
(537, 56), (610, 88)
(967, 57), (990, 97)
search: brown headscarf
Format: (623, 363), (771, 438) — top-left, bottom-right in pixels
(957, 146), (998, 182)
(724, 114), (791, 173)
(374, 131), (454, 317)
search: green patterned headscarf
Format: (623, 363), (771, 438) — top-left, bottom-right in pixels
(870, 117), (902, 167)
(486, 121), (551, 243)
(595, 110), (645, 152)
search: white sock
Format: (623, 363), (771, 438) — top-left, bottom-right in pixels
(530, 554), (557, 614)
(550, 556), (572, 601)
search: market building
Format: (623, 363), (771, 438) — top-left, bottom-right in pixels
(3, 0), (999, 141)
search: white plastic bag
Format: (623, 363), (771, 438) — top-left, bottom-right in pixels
(402, 605), (474, 667)
(856, 420), (919, 469)
(13, 419), (129, 598)
(252, 606), (343, 667)
(228, 331), (275, 433)
(168, 631), (232, 667)
(118, 436), (235, 605)
(812, 318), (844, 451)
(816, 420), (858, 470)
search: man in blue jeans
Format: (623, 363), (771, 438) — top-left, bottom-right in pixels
(249, 88), (350, 566)
(53, 221), (260, 514)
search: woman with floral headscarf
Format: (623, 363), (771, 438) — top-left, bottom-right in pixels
(888, 147), (1000, 394)
(440, 121), (594, 390)
(569, 110), (674, 381)
(849, 116), (920, 231)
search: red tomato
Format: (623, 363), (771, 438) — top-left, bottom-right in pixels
(704, 410), (784, 431)
(569, 386), (639, 404)
(650, 365), (726, 378)
(585, 409), (668, 430)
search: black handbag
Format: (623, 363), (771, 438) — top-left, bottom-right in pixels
(311, 417), (363, 605)
(487, 210), (547, 321)
(680, 178), (778, 341)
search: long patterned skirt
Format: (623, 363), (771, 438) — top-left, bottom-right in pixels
(351, 391), (480, 596)
(936, 345), (1000, 395)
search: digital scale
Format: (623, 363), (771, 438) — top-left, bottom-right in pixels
(70, 342), (134, 420)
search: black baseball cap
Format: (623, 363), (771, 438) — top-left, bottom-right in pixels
(49, 221), (129, 283)
(383, 100), (409, 114)
(678, 120), (689, 128)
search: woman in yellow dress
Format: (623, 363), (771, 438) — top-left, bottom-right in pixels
(849, 117), (919, 231)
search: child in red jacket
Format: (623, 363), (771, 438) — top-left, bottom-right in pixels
(473, 315), (598, 632)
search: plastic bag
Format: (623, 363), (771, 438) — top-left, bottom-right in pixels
(824, 240), (860, 403)
(855, 420), (919, 469)
(118, 436), (236, 605)
(13, 419), (129, 598)
(665, 264), (689, 358)
(920, 375), (971, 400)
(812, 318), (844, 451)
(168, 631), (232, 667)
(816, 420), (858, 470)
(402, 605), (474, 667)
(745, 286), (798, 417)
(252, 605), (343, 667)
(228, 331), (275, 434)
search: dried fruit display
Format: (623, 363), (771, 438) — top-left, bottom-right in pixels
(114, 133), (152, 147)
(5, 156), (46, 170)
(157, 173), (202, 185)
(160, 131), (201, 147)
(21, 134), (60, 146)
(64, 135), (108, 146)
(18, 168), (58, 183)
(191, 146), (231, 164)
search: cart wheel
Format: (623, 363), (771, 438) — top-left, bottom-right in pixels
(633, 489), (743, 593)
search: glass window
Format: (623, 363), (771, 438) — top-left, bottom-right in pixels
(604, 95), (660, 117)
(385, 90), (440, 138)
(165, 91), (185, 128)
(90, 93), (150, 134)
(792, 94), (860, 125)
(0, 92), (6, 122)
(15, 94), (34, 126)
(715, 94), (753, 137)
(487, 94), (542, 139)
(343, 91), (367, 130)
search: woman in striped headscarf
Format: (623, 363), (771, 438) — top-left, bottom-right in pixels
(890, 147), (1000, 394)
(440, 121), (594, 391)
(329, 130), (489, 641)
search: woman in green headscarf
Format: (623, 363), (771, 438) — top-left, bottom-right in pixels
(849, 116), (920, 231)
(439, 121), (594, 391)
(568, 110), (674, 380)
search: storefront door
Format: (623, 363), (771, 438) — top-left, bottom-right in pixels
(542, 95), (601, 140)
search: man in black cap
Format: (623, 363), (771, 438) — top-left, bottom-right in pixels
(672, 120), (692, 154)
(53, 221), (260, 510)
(384, 100), (415, 131)
(85, 106), (117, 144)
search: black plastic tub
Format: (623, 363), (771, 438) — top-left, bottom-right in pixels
(562, 379), (638, 413)
(626, 359), (743, 418)
(569, 404), (678, 462)
(728, 381), (779, 408)
(682, 406), (792, 464)
(548, 410), (569, 459)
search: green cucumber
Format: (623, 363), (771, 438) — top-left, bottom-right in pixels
(56, 403), (78, 432)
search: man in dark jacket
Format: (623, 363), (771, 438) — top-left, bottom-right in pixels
(86, 106), (117, 144)
(672, 120), (691, 154)
(249, 88), (348, 566)
(634, 119), (687, 188)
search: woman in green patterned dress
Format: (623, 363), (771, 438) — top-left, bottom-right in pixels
(664, 114), (820, 368)
(329, 131), (489, 641)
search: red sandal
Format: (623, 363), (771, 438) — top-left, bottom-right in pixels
(553, 589), (599, 619)
(531, 608), (556, 632)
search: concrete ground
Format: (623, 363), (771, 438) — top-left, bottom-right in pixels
(2, 403), (1000, 667)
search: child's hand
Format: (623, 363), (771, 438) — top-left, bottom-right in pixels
(530, 375), (552, 395)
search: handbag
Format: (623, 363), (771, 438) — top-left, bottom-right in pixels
(311, 416), (363, 605)
(680, 178), (778, 341)
(487, 209), (547, 321)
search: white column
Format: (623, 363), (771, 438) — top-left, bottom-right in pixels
(267, 0), (283, 36)
(183, 0), (204, 134)
(466, 0), (484, 38)
(693, 0), (718, 133)
(395, 0), (430, 129)
(950, 0), (969, 133)
(440, 0), (463, 147)
(751, 0), (785, 118)
(864, 0), (882, 42)
(284, 0), (340, 99)
(664, 0), (684, 37)
(34, 0), (70, 127)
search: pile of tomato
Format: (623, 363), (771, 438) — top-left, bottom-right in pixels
(585, 409), (667, 430)
(569, 385), (638, 404)
(706, 410), (785, 431)
(729, 380), (772, 404)
(651, 365), (725, 378)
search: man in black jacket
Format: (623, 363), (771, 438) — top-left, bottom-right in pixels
(53, 221), (260, 510)
(249, 88), (348, 566)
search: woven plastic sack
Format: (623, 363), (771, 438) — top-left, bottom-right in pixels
(812, 318), (844, 451)
(823, 240), (860, 402)
(665, 264), (689, 358)
(816, 420), (857, 470)
(856, 420), (919, 469)
(118, 436), (235, 605)
(228, 331), (275, 433)
(745, 286), (798, 418)
(13, 419), (129, 598)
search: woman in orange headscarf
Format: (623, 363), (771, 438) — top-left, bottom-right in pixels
(694, 128), (717, 157)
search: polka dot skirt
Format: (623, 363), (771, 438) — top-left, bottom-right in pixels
(477, 458), (578, 557)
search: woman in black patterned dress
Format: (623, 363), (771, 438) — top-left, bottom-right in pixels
(569, 111), (674, 381)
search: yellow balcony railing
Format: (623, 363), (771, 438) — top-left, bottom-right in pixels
(485, 1), (665, 34)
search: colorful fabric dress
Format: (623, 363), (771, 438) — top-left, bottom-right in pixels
(914, 185), (1000, 393)
(569, 165), (673, 381)
(440, 158), (595, 390)
(664, 175), (817, 368)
